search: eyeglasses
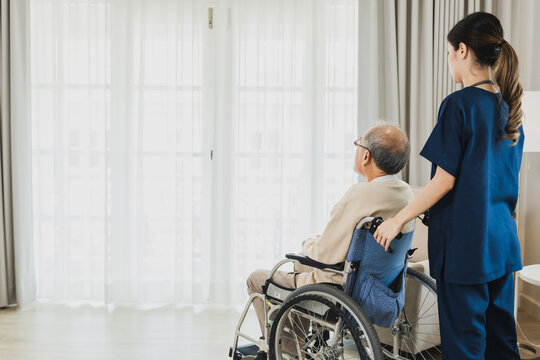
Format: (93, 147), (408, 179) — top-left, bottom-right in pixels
(354, 137), (371, 153)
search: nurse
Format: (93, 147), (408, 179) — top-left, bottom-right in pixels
(373, 12), (523, 360)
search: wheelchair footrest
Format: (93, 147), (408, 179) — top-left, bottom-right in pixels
(229, 344), (259, 360)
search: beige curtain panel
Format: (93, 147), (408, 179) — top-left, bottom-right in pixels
(0, 0), (36, 308)
(0, 0), (17, 308)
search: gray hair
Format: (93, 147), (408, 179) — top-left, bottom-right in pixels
(363, 126), (410, 175)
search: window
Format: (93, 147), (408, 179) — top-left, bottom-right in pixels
(30, 0), (358, 304)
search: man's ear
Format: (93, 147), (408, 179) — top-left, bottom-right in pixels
(362, 150), (370, 164)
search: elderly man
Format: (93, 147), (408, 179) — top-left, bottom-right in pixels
(246, 125), (415, 359)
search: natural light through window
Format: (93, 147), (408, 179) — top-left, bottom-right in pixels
(30, 0), (358, 304)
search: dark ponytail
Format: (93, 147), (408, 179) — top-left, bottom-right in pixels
(447, 12), (523, 145)
(494, 41), (523, 144)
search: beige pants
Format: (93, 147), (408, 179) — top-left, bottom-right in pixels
(246, 263), (312, 354)
(246, 269), (298, 335)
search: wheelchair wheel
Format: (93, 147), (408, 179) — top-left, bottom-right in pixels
(268, 284), (384, 360)
(379, 267), (442, 360)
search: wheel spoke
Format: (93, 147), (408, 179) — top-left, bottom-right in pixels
(271, 292), (375, 360)
(410, 301), (438, 324)
(380, 269), (441, 360)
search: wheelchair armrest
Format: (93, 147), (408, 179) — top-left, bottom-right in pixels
(285, 253), (345, 272)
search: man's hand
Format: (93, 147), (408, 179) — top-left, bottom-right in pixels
(373, 216), (404, 252)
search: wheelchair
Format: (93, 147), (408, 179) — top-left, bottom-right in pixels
(230, 216), (441, 360)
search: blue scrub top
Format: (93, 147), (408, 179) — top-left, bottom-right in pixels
(420, 87), (524, 285)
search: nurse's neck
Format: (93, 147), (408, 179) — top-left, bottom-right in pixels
(461, 67), (497, 93)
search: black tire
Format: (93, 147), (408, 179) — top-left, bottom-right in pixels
(379, 267), (442, 360)
(268, 283), (384, 360)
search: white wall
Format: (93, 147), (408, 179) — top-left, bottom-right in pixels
(519, 153), (540, 320)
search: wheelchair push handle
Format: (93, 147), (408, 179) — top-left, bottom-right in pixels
(368, 217), (403, 239)
(368, 217), (402, 253)
(418, 210), (430, 226)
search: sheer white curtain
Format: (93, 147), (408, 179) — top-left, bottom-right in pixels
(30, 0), (357, 304)
(225, 0), (358, 302)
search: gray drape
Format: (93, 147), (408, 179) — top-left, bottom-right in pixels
(0, 0), (36, 308)
(357, 0), (521, 186)
(0, 0), (16, 307)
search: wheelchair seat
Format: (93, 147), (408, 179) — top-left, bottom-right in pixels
(264, 280), (295, 303)
(264, 278), (343, 304)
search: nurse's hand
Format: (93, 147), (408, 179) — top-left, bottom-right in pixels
(373, 216), (404, 252)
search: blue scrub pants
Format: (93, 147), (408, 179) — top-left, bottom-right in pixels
(437, 273), (520, 360)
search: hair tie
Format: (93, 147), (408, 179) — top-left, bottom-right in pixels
(494, 40), (505, 56)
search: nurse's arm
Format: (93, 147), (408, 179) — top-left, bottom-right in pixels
(373, 166), (455, 251)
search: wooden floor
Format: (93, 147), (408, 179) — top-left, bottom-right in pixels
(0, 302), (259, 360)
(517, 311), (540, 359)
(0, 303), (539, 360)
